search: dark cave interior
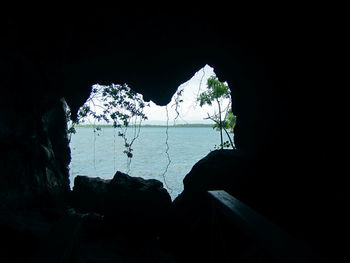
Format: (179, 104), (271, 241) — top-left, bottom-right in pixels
(0, 7), (348, 263)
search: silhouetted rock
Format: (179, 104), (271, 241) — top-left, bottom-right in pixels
(172, 149), (247, 214)
(0, 99), (70, 210)
(70, 176), (110, 214)
(108, 171), (171, 217)
(71, 172), (171, 230)
(0, 10), (347, 262)
(168, 150), (265, 263)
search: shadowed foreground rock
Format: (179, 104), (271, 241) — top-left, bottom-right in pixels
(1, 9), (346, 263)
(71, 171), (171, 228)
(172, 150), (246, 222)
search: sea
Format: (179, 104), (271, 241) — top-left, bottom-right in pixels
(69, 126), (233, 200)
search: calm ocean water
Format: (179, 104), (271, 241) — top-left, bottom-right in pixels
(69, 126), (233, 199)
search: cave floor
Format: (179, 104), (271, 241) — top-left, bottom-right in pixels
(1, 208), (177, 263)
(43, 210), (177, 263)
(75, 235), (176, 263)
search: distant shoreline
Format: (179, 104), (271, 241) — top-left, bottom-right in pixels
(75, 123), (213, 128)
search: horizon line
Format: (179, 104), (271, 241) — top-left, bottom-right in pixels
(75, 123), (214, 128)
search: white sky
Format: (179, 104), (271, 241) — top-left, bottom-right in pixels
(142, 64), (231, 125)
(83, 64), (231, 125)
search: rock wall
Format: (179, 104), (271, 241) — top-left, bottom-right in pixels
(70, 172), (171, 231)
(0, 96), (70, 208)
(0, 8), (347, 262)
(0, 4), (346, 219)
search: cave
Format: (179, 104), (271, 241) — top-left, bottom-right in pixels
(0, 8), (347, 263)
(68, 64), (233, 200)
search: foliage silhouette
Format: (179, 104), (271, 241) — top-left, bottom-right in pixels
(197, 76), (236, 149)
(66, 83), (148, 161)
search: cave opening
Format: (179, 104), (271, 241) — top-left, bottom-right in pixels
(67, 64), (235, 199)
(1, 9), (345, 263)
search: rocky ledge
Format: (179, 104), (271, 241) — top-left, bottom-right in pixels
(70, 171), (172, 233)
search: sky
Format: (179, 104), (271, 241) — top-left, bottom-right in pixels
(142, 64), (231, 125)
(82, 64), (231, 125)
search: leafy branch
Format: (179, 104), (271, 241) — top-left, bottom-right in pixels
(66, 83), (149, 163)
(197, 76), (236, 149)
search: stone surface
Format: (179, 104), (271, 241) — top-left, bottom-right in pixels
(71, 172), (172, 228)
(172, 149), (252, 218)
(0, 99), (70, 210)
(71, 176), (110, 214)
(0, 9), (348, 262)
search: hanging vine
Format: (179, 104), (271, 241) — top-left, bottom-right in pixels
(161, 105), (172, 192)
(171, 86), (184, 124)
(158, 84), (188, 191)
(66, 66), (235, 197)
(66, 83), (149, 171)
